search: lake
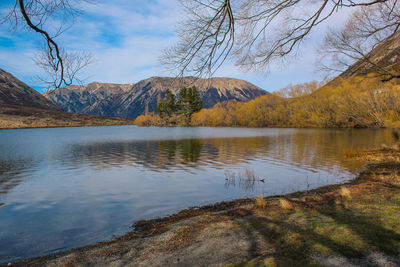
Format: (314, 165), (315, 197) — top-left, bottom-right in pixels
(0, 126), (395, 262)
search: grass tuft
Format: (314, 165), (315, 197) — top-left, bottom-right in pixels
(339, 186), (352, 199)
(279, 198), (293, 210)
(255, 196), (266, 209)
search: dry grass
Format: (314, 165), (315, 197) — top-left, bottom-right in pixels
(224, 167), (265, 192)
(165, 226), (194, 250)
(344, 144), (400, 165)
(243, 167), (256, 181)
(343, 147), (364, 158)
(279, 198), (293, 210)
(255, 196), (267, 209)
(225, 167), (257, 182)
(339, 186), (352, 199)
(61, 260), (78, 267)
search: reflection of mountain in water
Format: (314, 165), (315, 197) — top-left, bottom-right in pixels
(0, 158), (38, 196)
(64, 139), (205, 171)
(63, 129), (395, 173)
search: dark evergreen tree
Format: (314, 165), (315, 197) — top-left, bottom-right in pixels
(155, 89), (177, 118)
(155, 87), (202, 125)
(177, 86), (202, 125)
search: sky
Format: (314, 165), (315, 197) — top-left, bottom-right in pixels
(0, 0), (351, 93)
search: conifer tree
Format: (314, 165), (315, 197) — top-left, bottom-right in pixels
(155, 89), (177, 118)
(177, 86), (203, 125)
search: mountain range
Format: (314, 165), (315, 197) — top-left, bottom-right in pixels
(44, 77), (267, 119)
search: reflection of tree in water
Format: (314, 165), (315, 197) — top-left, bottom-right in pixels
(159, 139), (202, 164)
(158, 140), (177, 161)
(63, 129), (396, 173)
(182, 139), (202, 163)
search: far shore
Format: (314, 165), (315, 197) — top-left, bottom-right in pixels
(9, 147), (400, 267)
(0, 104), (135, 130)
(2, 104), (400, 130)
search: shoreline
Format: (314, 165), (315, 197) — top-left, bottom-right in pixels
(0, 104), (135, 130)
(3, 123), (398, 130)
(0, 123), (136, 130)
(9, 149), (400, 266)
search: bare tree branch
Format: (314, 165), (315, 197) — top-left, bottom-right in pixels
(317, 0), (400, 79)
(34, 48), (93, 89)
(161, 0), (235, 77)
(163, 0), (396, 77)
(1, 0), (93, 89)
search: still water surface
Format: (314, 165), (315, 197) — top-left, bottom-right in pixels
(0, 126), (395, 262)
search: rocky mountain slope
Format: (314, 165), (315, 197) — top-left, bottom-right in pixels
(45, 77), (267, 118)
(340, 31), (400, 78)
(0, 68), (60, 110)
(43, 82), (133, 116)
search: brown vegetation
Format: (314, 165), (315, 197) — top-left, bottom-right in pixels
(190, 75), (400, 128)
(0, 105), (134, 129)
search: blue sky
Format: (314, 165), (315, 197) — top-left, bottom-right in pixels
(0, 0), (349, 92)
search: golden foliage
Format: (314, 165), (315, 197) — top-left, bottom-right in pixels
(191, 75), (400, 128)
(272, 80), (324, 98)
(134, 113), (186, 126)
(134, 113), (164, 126)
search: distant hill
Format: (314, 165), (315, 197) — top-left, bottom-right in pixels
(0, 68), (60, 110)
(339, 31), (400, 78)
(45, 77), (267, 119)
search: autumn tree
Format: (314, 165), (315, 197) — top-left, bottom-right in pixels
(272, 81), (324, 98)
(191, 75), (400, 128)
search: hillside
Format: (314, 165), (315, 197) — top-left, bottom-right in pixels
(45, 77), (267, 119)
(340, 31), (400, 79)
(0, 68), (60, 110)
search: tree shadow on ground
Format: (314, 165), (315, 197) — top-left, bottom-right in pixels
(238, 194), (400, 266)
